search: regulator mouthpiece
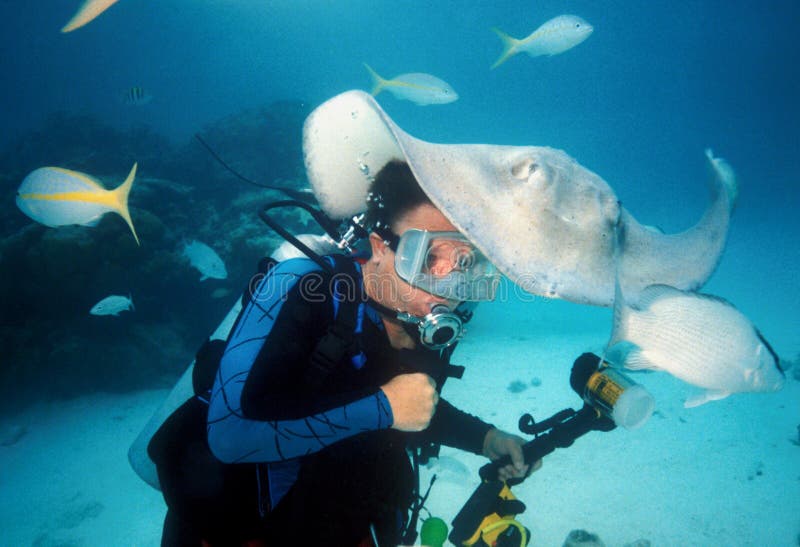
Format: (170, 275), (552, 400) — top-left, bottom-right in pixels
(397, 304), (464, 350)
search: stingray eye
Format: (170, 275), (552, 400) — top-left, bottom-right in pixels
(511, 159), (539, 181)
(575, 23), (581, 28)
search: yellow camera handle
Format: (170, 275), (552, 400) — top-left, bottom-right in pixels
(479, 517), (528, 547)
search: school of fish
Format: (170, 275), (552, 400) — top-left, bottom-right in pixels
(363, 14), (594, 104)
(18, 6), (786, 409)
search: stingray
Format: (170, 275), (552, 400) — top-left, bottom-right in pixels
(303, 90), (736, 306)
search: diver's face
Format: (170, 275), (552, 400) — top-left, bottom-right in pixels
(365, 203), (459, 317)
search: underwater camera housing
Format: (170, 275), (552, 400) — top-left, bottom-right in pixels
(448, 353), (654, 547)
(571, 353), (655, 430)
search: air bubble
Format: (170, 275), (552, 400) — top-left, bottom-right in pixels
(357, 151), (372, 176)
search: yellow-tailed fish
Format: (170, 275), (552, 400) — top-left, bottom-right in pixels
(16, 163), (140, 245)
(364, 64), (458, 105)
(491, 14), (593, 69)
(61, 0), (120, 33)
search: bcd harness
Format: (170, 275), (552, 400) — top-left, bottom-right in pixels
(195, 252), (464, 400)
(193, 253), (366, 400)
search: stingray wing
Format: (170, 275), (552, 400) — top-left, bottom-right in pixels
(303, 90), (733, 306)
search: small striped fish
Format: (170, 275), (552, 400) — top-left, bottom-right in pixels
(122, 86), (153, 106)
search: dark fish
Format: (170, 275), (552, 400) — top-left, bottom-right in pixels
(122, 86), (153, 106)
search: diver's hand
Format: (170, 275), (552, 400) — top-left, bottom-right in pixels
(482, 428), (541, 482)
(381, 373), (438, 432)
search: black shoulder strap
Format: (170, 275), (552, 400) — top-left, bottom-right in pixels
(303, 255), (363, 394)
(192, 338), (226, 399)
(243, 256), (279, 308)
(192, 256), (280, 399)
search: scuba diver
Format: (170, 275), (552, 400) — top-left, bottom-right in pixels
(148, 159), (537, 546)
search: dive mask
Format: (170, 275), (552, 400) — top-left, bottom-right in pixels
(393, 229), (500, 302)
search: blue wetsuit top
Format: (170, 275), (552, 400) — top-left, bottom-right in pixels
(206, 257), (493, 507)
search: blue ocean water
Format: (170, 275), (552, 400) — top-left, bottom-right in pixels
(0, 1), (798, 545)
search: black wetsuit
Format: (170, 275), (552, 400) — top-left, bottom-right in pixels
(153, 257), (493, 546)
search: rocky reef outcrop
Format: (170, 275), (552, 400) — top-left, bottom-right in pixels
(0, 100), (315, 412)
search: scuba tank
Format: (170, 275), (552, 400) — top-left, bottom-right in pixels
(127, 227), (342, 490)
(127, 199), (351, 490)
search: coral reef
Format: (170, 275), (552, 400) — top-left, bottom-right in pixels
(0, 100), (313, 412)
(0, 112), (174, 237)
(168, 101), (312, 203)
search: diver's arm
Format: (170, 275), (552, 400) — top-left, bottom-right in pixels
(238, 283), (379, 420)
(207, 274), (393, 464)
(207, 391), (393, 464)
(417, 398), (495, 455)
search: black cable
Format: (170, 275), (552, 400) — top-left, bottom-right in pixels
(258, 201), (335, 272)
(194, 133), (317, 203)
(195, 133), (269, 188)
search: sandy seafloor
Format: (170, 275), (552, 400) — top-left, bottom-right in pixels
(0, 296), (797, 547)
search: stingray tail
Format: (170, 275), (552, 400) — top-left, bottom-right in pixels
(704, 148), (739, 213)
(603, 269), (640, 369)
(608, 222), (630, 350)
(364, 63), (388, 96)
(113, 162), (140, 245)
(491, 27), (520, 69)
